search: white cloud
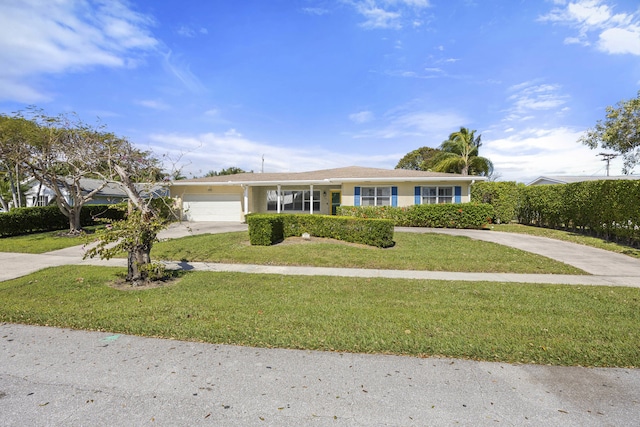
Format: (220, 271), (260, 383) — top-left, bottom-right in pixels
(483, 127), (626, 182)
(148, 131), (350, 176)
(598, 26), (640, 55)
(349, 107), (466, 140)
(177, 26), (196, 37)
(136, 99), (169, 110)
(162, 51), (206, 93)
(349, 110), (374, 123)
(505, 81), (569, 121)
(302, 7), (330, 16)
(176, 25), (209, 38)
(344, 0), (431, 30)
(539, 0), (640, 56)
(358, 5), (402, 29)
(0, 0), (158, 103)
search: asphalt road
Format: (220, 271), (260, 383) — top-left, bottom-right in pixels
(1, 324), (639, 426)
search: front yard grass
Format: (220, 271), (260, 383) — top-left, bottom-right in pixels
(151, 231), (585, 275)
(1, 265), (638, 367)
(0, 228), (98, 254)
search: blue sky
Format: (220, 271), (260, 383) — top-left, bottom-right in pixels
(1, 0), (639, 182)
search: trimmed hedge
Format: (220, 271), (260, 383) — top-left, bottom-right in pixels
(337, 203), (494, 229)
(246, 214), (395, 248)
(471, 181), (522, 224)
(517, 180), (640, 246)
(0, 204), (126, 237)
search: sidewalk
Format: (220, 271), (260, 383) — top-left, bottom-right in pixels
(1, 323), (638, 426)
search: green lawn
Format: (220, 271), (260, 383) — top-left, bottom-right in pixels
(151, 231), (585, 275)
(1, 265), (638, 367)
(0, 229), (95, 253)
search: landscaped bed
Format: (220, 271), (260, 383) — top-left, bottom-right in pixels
(1, 265), (638, 368)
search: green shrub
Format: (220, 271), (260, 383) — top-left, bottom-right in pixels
(246, 214), (285, 245)
(337, 203), (493, 229)
(471, 181), (522, 224)
(517, 180), (640, 246)
(0, 204), (127, 237)
(246, 214), (394, 248)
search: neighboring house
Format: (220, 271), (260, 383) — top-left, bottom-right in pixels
(170, 166), (486, 222)
(527, 175), (640, 186)
(24, 178), (167, 207)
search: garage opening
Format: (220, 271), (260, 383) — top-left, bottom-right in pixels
(182, 194), (242, 222)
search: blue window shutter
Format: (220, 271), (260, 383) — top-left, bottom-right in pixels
(454, 186), (462, 203)
(354, 186), (361, 206)
(391, 186), (398, 207)
(414, 186), (421, 205)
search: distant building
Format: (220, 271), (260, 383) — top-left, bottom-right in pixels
(527, 176), (640, 186)
(24, 178), (167, 207)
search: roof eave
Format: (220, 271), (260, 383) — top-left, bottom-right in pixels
(170, 175), (485, 187)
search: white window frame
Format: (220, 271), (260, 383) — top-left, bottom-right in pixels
(361, 186), (391, 206)
(267, 189), (320, 212)
(33, 195), (48, 207)
(421, 186), (453, 204)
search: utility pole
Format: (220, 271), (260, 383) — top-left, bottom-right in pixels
(598, 153), (618, 177)
(261, 155), (264, 173)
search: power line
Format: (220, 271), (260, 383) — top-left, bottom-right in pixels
(598, 153), (618, 176)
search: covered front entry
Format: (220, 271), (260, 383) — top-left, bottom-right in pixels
(182, 194), (242, 222)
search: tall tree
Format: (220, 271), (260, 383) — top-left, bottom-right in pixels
(15, 109), (119, 234)
(579, 91), (640, 174)
(204, 167), (250, 177)
(4, 109), (171, 284)
(86, 138), (171, 284)
(0, 114), (37, 209)
(395, 147), (442, 171)
(432, 127), (493, 176)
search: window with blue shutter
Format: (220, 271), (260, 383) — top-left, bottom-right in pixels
(354, 186), (361, 206)
(391, 186), (398, 207)
(454, 186), (462, 203)
(414, 186), (421, 205)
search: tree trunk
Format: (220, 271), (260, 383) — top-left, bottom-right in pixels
(15, 164), (22, 207)
(126, 244), (152, 284)
(69, 209), (83, 234)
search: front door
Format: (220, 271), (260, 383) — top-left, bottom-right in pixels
(331, 191), (341, 215)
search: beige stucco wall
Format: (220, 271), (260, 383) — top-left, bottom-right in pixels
(250, 185), (340, 215)
(341, 182), (472, 206)
(171, 181), (475, 221)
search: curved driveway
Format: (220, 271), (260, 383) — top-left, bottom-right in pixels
(396, 227), (640, 277)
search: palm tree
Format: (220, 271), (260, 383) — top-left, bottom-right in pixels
(432, 127), (493, 176)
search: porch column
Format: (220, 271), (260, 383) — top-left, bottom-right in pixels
(309, 184), (314, 215)
(277, 185), (281, 214)
(243, 185), (249, 216)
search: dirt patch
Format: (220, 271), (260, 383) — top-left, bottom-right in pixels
(108, 276), (182, 291)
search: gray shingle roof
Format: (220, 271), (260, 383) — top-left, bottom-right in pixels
(174, 166), (481, 185)
(528, 175), (640, 185)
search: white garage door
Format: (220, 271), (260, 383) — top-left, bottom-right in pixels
(183, 194), (242, 222)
